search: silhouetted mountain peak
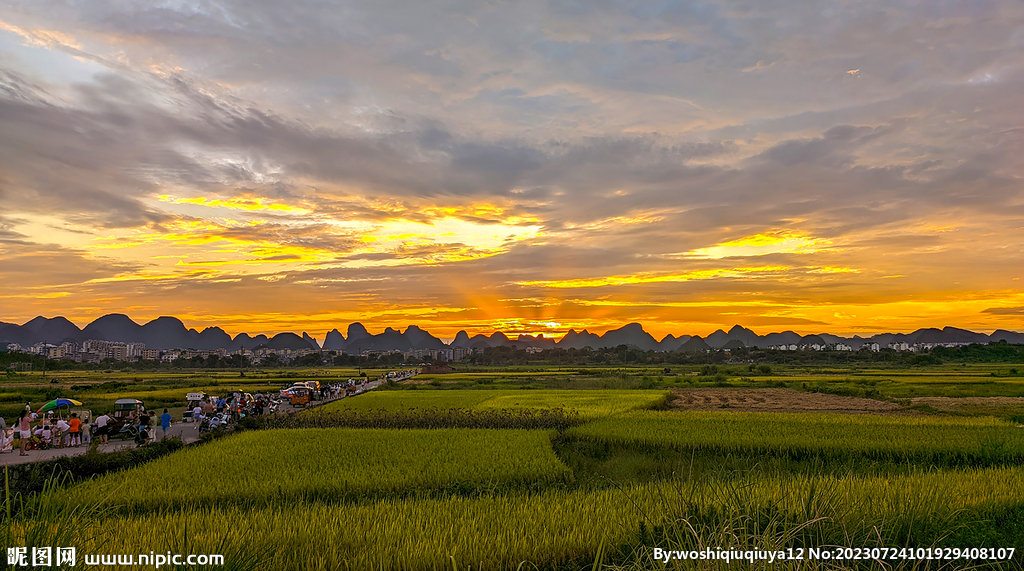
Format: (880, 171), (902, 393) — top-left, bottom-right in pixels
(232, 333), (268, 349)
(452, 330), (471, 347)
(800, 334), (826, 345)
(679, 336), (710, 352)
(322, 329), (345, 351)
(150, 316), (186, 327)
(346, 322), (370, 341)
(23, 315), (74, 331)
(403, 325), (445, 349)
(267, 332), (318, 350)
(17, 316), (82, 344)
(601, 323), (658, 350)
(4, 314), (1024, 355)
(82, 314), (142, 342)
(302, 332), (320, 349)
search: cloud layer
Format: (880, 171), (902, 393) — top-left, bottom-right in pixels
(1, 0), (1023, 338)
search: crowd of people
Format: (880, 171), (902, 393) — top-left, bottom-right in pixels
(188, 391), (275, 428)
(0, 406), (90, 456)
(324, 377), (370, 399)
(0, 405), (177, 456)
(0, 372), (403, 459)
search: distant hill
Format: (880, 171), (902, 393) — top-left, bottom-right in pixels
(556, 329), (602, 350)
(0, 314), (1021, 354)
(267, 333), (318, 351)
(679, 336), (711, 352)
(322, 329), (346, 351)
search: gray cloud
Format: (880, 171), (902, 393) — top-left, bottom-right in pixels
(1, 0), (1024, 332)
(983, 307), (1024, 316)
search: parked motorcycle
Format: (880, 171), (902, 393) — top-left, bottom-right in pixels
(118, 423), (149, 446)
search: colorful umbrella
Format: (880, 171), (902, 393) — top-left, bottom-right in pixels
(37, 398), (83, 413)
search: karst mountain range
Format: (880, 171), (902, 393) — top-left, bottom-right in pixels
(2, 314), (1023, 353)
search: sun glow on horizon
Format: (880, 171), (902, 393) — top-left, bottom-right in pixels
(3, 3), (1023, 341)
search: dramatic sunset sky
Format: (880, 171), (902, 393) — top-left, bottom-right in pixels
(1, 0), (1023, 339)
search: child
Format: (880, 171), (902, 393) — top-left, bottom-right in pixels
(82, 419), (92, 445)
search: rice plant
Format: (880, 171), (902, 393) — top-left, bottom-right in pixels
(566, 411), (1024, 466)
(22, 467), (1024, 570)
(46, 428), (571, 513)
(319, 389), (670, 419)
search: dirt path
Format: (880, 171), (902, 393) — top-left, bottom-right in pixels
(667, 387), (907, 414)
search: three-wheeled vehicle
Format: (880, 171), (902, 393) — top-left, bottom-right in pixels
(183, 392), (207, 423)
(287, 386), (311, 407)
(110, 398), (145, 437)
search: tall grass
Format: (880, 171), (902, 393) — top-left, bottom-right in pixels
(47, 429), (571, 513)
(21, 467), (1024, 570)
(611, 468), (1024, 570)
(256, 406), (584, 430)
(567, 411), (1024, 466)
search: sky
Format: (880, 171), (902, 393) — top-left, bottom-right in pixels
(1, 0), (1023, 340)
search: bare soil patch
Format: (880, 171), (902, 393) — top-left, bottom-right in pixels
(669, 388), (907, 415)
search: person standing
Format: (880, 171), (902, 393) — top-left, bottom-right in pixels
(81, 418), (92, 446)
(160, 408), (172, 440)
(94, 412), (110, 444)
(68, 413), (82, 447)
(138, 411), (152, 445)
(18, 410), (31, 456)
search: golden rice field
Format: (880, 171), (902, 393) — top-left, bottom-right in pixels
(12, 460), (1024, 570)
(565, 410), (1024, 465)
(47, 429), (570, 513)
(320, 389), (671, 418)
(9, 383), (1024, 570)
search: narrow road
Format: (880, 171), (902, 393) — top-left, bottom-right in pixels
(0, 377), (388, 466)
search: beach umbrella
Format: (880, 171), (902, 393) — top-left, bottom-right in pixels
(37, 398), (83, 413)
